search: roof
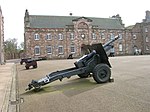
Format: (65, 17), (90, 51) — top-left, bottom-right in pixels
(28, 15), (124, 29)
(125, 25), (134, 30)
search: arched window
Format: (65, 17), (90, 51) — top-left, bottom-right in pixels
(58, 33), (63, 40)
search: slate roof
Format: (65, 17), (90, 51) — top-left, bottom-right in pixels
(29, 15), (124, 29)
(125, 25), (134, 30)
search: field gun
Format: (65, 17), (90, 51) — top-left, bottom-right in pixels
(26, 35), (120, 91)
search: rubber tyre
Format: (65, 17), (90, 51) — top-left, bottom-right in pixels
(78, 74), (89, 78)
(93, 64), (111, 83)
(33, 65), (37, 68)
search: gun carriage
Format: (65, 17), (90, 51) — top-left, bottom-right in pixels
(26, 35), (119, 91)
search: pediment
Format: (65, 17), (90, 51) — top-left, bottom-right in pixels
(72, 16), (92, 22)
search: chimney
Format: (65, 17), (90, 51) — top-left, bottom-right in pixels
(69, 13), (73, 16)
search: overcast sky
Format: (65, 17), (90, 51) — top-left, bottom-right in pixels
(0, 0), (150, 44)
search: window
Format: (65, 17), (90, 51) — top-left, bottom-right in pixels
(146, 45), (149, 50)
(70, 33), (74, 40)
(145, 27), (148, 32)
(119, 43), (123, 52)
(118, 34), (122, 40)
(70, 45), (75, 53)
(46, 46), (52, 54)
(58, 45), (64, 54)
(110, 33), (114, 40)
(34, 33), (40, 40)
(133, 34), (137, 39)
(58, 33), (63, 40)
(146, 36), (149, 42)
(46, 33), (52, 40)
(100, 33), (105, 39)
(34, 46), (40, 55)
(92, 33), (96, 39)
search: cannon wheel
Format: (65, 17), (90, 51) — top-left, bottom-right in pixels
(33, 65), (37, 68)
(93, 64), (111, 83)
(78, 73), (89, 78)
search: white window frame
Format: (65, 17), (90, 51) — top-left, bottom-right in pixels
(70, 45), (75, 53)
(101, 32), (105, 39)
(70, 33), (74, 40)
(46, 33), (52, 40)
(34, 33), (40, 40)
(34, 46), (40, 55)
(58, 33), (63, 40)
(58, 45), (64, 54)
(92, 33), (96, 39)
(110, 33), (114, 40)
(119, 43), (123, 52)
(118, 33), (122, 40)
(146, 45), (149, 50)
(46, 46), (52, 54)
(146, 36), (149, 42)
(145, 27), (148, 32)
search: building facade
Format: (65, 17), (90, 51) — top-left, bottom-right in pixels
(125, 10), (150, 55)
(0, 6), (4, 64)
(24, 10), (128, 59)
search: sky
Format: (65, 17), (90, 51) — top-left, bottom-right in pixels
(0, 0), (150, 44)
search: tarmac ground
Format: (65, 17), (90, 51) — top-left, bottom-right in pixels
(1, 55), (150, 112)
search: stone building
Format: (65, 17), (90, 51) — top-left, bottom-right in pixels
(125, 10), (150, 55)
(24, 9), (128, 59)
(0, 6), (4, 64)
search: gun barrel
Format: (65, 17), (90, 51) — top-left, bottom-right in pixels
(103, 35), (120, 48)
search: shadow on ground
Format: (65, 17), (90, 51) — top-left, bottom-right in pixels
(21, 78), (106, 97)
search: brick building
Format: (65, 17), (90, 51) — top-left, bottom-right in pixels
(0, 6), (4, 64)
(125, 10), (150, 55)
(24, 9), (128, 59)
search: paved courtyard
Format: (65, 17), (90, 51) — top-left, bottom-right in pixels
(16, 55), (150, 112)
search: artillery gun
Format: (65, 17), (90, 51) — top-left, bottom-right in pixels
(26, 35), (120, 91)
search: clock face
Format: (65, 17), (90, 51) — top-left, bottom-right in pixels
(81, 34), (85, 39)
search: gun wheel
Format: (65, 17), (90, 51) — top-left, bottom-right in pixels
(93, 64), (111, 83)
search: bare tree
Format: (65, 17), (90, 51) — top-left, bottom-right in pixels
(4, 38), (19, 59)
